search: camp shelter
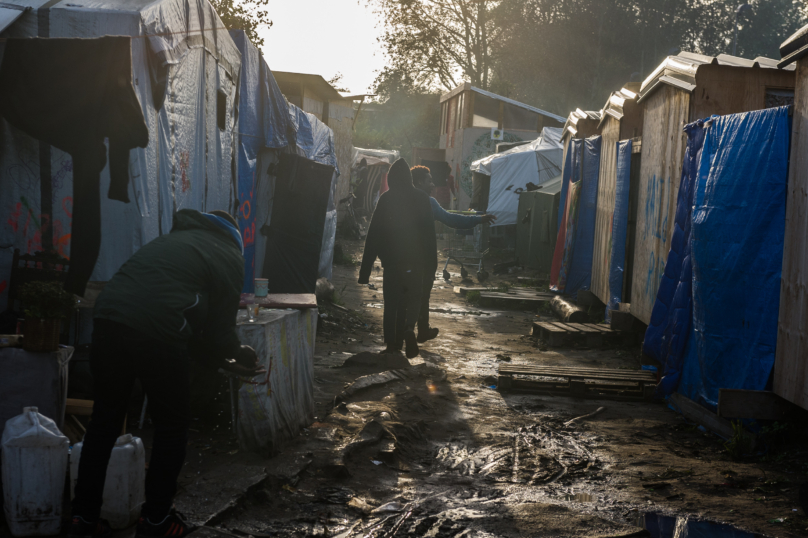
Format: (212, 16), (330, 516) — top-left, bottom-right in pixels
(229, 31), (340, 291)
(516, 176), (562, 273)
(351, 147), (399, 215)
(629, 51), (795, 325)
(774, 27), (808, 411)
(590, 83), (644, 314)
(0, 0), (241, 309)
(470, 127), (563, 227)
(439, 82), (565, 211)
(560, 110), (602, 166)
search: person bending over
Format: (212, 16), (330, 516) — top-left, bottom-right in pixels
(70, 209), (263, 538)
(358, 159), (437, 358)
(410, 165), (497, 343)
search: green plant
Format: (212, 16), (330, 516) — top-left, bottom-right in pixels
(497, 283), (510, 292)
(724, 420), (754, 460)
(466, 291), (481, 305)
(19, 281), (75, 320)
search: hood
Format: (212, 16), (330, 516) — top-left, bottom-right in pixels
(387, 158), (413, 190)
(171, 209), (243, 253)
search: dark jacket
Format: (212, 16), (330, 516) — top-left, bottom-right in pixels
(359, 160), (437, 282)
(94, 210), (244, 360)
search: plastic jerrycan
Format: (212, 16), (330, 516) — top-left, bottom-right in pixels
(70, 434), (145, 529)
(1, 407), (69, 537)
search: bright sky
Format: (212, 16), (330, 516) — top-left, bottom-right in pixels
(257, 0), (386, 95)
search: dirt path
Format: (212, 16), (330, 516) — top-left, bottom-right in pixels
(164, 239), (808, 538)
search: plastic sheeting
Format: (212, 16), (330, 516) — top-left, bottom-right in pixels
(0, 0), (240, 310)
(230, 30), (290, 292)
(236, 308), (317, 453)
(644, 120), (706, 396)
(470, 127), (563, 227)
(550, 139), (582, 292)
(561, 136), (601, 298)
(557, 146), (573, 231)
(605, 140), (633, 319)
(677, 106), (790, 411)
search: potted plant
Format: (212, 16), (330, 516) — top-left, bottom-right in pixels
(19, 281), (75, 352)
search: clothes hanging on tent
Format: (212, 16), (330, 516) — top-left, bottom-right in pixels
(262, 153), (334, 294)
(0, 36), (149, 296)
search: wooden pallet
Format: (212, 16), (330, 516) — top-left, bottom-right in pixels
(498, 364), (656, 400)
(532, 321), (615, 347)
(480, 292), (554, 307)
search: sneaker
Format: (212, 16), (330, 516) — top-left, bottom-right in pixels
(417, 327), (439, 343)
(136, 509), (196, 538)
(404, 330), (419, 359)
(67, 516), (112, 538)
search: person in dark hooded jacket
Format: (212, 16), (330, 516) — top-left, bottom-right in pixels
(358, 159), (437, 358)
(69, 209), (263, 538)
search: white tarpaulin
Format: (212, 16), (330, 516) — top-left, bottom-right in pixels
(0, 0), (240, 309)
(471, 127), (563, 227)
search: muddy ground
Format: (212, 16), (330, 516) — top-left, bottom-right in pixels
(12, 238), (806, 538)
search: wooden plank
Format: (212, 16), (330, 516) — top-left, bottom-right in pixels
(66, 398), (93, 416)
(610, 310), (636, 332)
(630, 85), (690, 325)
(454, 286), (491, 296)
(535, 322), (565, 333)
(583, 323), (613, 333)
(500, 365), (655, 381)
(775, 59), (808, 412)
(718, 389), (800, 420)
(670, 393), (755, 447)
(547, 322), (582, 332)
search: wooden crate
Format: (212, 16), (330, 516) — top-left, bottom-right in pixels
(498, 364), (656, 400)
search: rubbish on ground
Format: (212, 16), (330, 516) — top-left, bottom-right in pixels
(372, 501), (404, 514)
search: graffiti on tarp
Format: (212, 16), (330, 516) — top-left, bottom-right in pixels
(641, 173), (672, 301)
(7, 195), (73, 258)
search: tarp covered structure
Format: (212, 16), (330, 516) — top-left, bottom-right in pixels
(470, 127), (563, 227)
(646, 107), (789, 411)
(604, 140), (633, 318)
(230, 30), (340, 291)
(515, 176), (562, 273)
(0, 0), (241, 308)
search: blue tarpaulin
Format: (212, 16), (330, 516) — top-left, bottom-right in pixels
(677, 106), (790, 411)
(644, 120), (706, 396)
(230, 30), (290, 292)
(557, 144), (573, 231)
(563, 136), (601, 298)
(605, 140), (633, 319)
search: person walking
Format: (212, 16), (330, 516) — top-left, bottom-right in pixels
(410, 165), (497, 342)
(358, 159), (437, 358)
(69, 209), (263, 538)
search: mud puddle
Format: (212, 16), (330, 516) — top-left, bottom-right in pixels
(637, 512), (766, 537)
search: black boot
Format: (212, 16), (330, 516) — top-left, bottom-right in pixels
(417, 326), (439, 343)
(404, 330), (419, 358)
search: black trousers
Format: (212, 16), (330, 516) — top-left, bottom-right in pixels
(382, 267), (423, 346)
(72, 319), (191, 521)
(417, 272), (434, 333)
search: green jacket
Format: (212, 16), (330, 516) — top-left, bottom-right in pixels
(94, 209), (244, 360)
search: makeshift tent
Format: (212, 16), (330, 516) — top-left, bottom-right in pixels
(647, 107), (789, 410)
(629, 51), (795, 325)
(550, 136), (601, 298)
(0, 0), (241, 309)
(230, 30), (340, 290)
(470, 127), (563, 227)
(515, 176), (562, 273)
(351, 147), (399, 214)
(590, 84), (643, 312)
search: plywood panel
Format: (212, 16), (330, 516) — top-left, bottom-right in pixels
(691, 64), (795, 121)
(774, 59), (808, 411)
(630, 86), (689, 325)
(591, 116), (620, 305)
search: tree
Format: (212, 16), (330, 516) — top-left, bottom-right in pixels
(211, 0), (272, 48)
(367, 0), (501, 91)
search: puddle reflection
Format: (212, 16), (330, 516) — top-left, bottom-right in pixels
(638, 512), (764, 538)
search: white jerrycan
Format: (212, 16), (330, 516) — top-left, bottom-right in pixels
(70, 434), (145, 529)
(1, 407), (69, 537)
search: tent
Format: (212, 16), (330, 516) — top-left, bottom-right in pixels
(470, 127), (563, 227)
(515, 176), (562, 273)
(0, 0), (241, 309)
(230, 30), (340, 290)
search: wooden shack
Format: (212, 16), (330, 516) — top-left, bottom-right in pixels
(590, 83), (643, 309)
(560, 109), (602, 167)
(775, 27), (808, 411)
(629, 52), (795, 325)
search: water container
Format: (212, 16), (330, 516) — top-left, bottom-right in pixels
(1, 407), (69, 537)
(70, 434), (145, 529)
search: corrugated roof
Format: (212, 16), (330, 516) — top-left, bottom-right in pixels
(780, 24), (808, 67)
(561, 109), (602, 138)
(639, 51), (794, 102)
(439, 82), (565, 123)
(598, 84), (639, 128)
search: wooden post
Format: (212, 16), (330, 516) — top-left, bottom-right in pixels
(551, 296), (587, 323)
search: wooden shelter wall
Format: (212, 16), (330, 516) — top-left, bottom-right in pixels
(619, 99), (644, 139)
(774, 59), (808, 411)
(630, 85), (689, 325)
(591, 116), (620, 305)
(691, 65), (795, 120)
